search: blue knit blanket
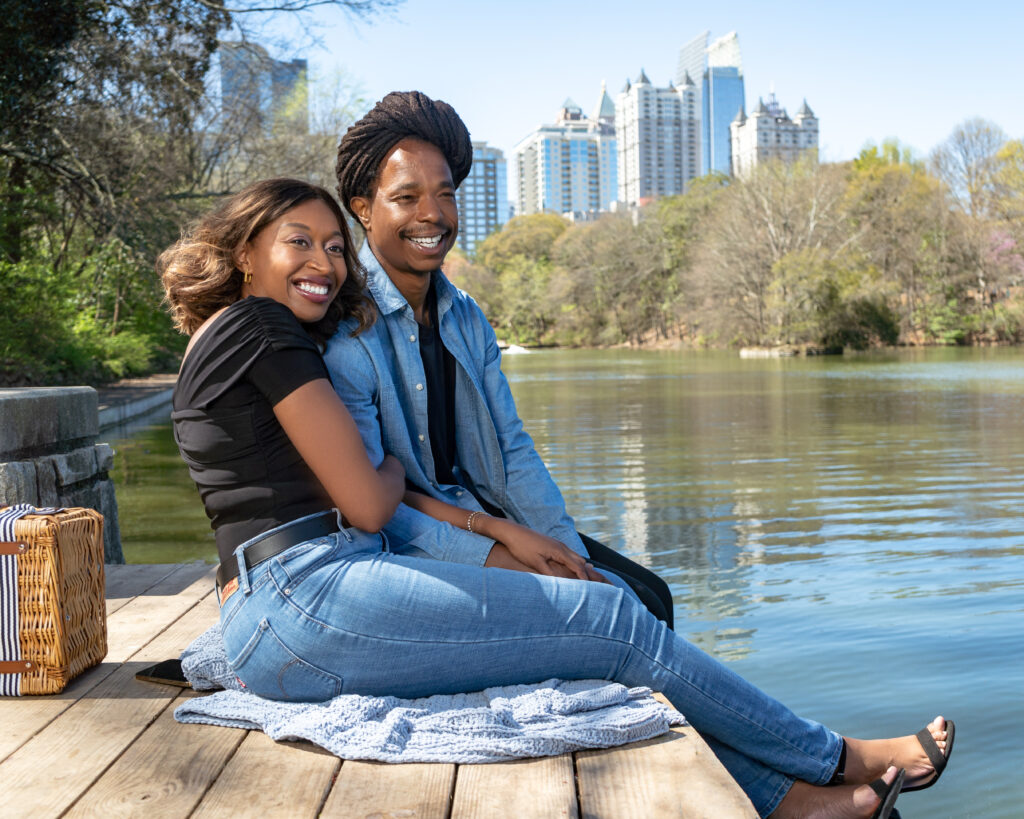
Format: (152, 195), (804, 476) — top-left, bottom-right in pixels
(173, 624), (685, 763)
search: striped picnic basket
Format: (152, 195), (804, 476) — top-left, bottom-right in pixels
(1, 505), (107, 695)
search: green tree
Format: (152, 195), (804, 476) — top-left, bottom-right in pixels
(0, 0), (401, 385)
(690, 157), (849, 345)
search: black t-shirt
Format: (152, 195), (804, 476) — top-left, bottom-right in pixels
(417, 280), (458, 486)
(171, 297), (332, 566)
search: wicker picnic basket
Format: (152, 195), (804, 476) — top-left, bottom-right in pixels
(0, 507), (107, 695)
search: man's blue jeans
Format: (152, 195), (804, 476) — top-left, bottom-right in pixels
(219, 523), (842, 817)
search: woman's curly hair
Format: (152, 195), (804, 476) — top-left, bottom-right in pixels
(158, 178), (374, 347)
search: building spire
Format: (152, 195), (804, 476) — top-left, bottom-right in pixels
(795, 98), (815, 118)
(593, 80), (616, 123)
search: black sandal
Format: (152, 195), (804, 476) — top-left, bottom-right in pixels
(902, 719), (955, 792)
(870, 768), (905, 819)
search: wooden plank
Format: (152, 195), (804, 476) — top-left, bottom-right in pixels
(452, 755), (577, 819)
(575, 725), (758, 818)
(64, 688), (244, 818)
(0, 595), (219, 817)
(321, 760), (456, 819)
(0, 562), (216, 762)
(103, 562), (216, 661)
(105, 562), (183, 614)
(194, 730), (339, 818)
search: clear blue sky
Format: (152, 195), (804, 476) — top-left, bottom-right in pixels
(275, 0), (1022, 165)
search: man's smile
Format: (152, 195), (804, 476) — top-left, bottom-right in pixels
(405, 233), (447, 250)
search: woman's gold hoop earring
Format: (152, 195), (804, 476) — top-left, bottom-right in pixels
(242, 269), (253, 284)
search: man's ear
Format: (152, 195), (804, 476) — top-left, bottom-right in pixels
(350, 197), (372, 231)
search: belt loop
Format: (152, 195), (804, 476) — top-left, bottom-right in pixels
(234, 544), (251, 594)
(334, 507), (353, 542)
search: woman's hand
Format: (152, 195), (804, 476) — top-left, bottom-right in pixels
(483, 519), (610, 583)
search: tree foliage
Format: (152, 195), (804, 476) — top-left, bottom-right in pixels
(0, 0), (397, 385)
(474, 122), (1024, 350)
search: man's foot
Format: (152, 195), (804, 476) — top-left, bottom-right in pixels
(841, 717), (952, 790)
(771, 766), (903, 819)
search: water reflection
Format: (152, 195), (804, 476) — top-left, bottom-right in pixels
(504, 349), (1024, 663)
(106, 404), (215, 564)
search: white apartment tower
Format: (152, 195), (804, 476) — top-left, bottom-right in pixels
(730, 93), (819, 176)
(512, 86), (617, 217)
(615, 69), (699, 207)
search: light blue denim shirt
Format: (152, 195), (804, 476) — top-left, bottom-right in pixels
(323, 244), (587, 566)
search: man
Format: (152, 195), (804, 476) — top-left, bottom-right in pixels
(325, 91), (672, 626)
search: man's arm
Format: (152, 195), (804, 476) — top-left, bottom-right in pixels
(466, 303), (589, 557)
(323, 327), (495, 566)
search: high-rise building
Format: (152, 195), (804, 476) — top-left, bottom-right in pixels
(512, 87), (617, 217)
(730, 94), (819, 176)
(456, 141), (508, 255)
(219, 41), (308, 134)
(676, 31), (746, 176)
(614, 69), (699, 206)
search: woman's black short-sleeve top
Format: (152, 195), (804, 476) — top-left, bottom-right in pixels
(171, 297), (332, 565)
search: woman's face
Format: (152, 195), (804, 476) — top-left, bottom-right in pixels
(238, 199), (347, 323)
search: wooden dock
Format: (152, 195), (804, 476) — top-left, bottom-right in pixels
(1, 563), (757, 818)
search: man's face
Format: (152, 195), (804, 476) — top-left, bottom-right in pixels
(352, 138), (459, 282)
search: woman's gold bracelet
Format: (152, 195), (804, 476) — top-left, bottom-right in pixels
(466, 510), (482, 533)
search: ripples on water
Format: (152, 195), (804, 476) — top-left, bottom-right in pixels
(111, 348), (1022, 816)
(503, 348), (1023, 818)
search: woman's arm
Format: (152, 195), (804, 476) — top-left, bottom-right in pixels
(403, 490), (609, 583)
(274, 378), (405, 532)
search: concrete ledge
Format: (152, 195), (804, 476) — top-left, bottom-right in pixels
(0, 387), (123, 562)
(98, 386), (174, 431)
(0, 387), (98, 457)
(96, 374), (176, 432)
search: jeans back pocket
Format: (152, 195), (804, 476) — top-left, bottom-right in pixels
(229, 617), (344, 702)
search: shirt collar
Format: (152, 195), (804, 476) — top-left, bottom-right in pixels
(359, 242), (455, 321)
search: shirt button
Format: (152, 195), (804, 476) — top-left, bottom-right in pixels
(415, 383), (424, 391)
(455, 490), (464, 498)
(409, 334), (416, 342)
(418, 434), (425, 442)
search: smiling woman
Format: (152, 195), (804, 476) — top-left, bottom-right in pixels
(237, 199), (348, 325)
(159, 177), (374, 349)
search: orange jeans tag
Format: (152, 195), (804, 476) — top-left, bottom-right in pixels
(218, 576), (239, 606)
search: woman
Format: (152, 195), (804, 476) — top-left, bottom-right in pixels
(159, 178), (952, 819)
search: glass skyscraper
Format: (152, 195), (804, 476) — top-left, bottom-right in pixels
(676, 31), (745, 176)
(456, 142), (507, 255)
(703, 66), (744, 175)
(219, 42), (308, 134)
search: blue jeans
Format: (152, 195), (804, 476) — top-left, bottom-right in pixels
(219, 521), (842, 817)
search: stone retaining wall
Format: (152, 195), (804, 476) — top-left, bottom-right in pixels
(0, 387), (124, 562)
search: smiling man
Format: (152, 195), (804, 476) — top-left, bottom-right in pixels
(325, 91), (673, 625)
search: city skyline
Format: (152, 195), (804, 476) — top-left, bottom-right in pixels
(281, 0), (1021, 172)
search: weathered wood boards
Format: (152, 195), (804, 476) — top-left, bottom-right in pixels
(1, 563), (759, 818)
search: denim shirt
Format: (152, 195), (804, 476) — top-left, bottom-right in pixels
(323, 244), (586, 566)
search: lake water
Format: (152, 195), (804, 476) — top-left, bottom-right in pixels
(109, 347), (1023, 818)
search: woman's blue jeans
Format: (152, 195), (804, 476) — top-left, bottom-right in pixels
(219, 519), (842, 817)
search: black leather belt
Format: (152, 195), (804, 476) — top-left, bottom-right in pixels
(216, 511), (340, 589)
